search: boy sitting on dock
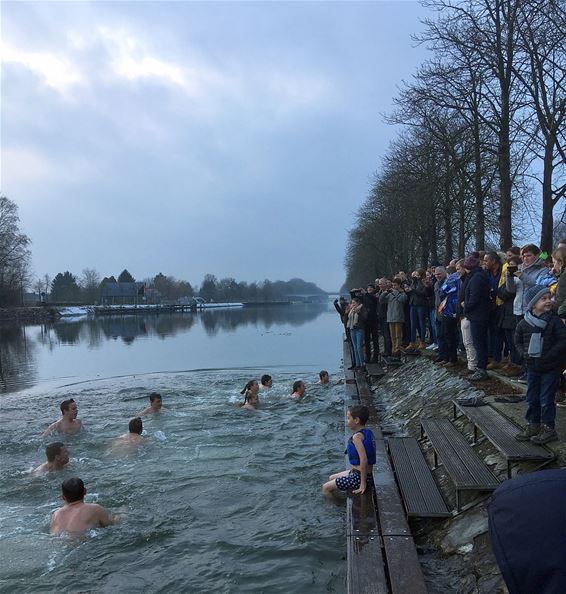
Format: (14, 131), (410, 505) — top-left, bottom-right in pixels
(322, 405), (376, 496)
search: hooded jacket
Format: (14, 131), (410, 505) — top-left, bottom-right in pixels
(507, 258), (550, 316)
(488, 470), (566, 594)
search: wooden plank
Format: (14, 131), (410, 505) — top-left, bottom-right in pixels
(372, 439), (411, 536)
(383, 536), (428, 594)
(347, 532), (388, 594)
(420, 419), (499, 489)
(388, 437), (451, 517)
(453, 401), (554, 462)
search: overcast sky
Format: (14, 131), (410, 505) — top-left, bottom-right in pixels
(1, 1), (432, 292)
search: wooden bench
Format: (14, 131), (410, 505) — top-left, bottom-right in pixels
(420, 418), (499, 511)
(388, 437), (451, 518)
(452, 400), (555, 479)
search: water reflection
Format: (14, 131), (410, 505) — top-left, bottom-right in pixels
(0, 326), (37, 394)
(0, 304), (330, 394)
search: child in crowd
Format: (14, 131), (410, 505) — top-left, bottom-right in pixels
(514, 286), (566, 444)
(322, 405), (376, 496)
(381, 277), (408, 360)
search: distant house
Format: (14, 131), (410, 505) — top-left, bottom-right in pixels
(101, 282), (146, 305)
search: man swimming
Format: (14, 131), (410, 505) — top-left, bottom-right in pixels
(258, 375), (272, 391)
(42, 399), (82, 437)
(32, 442), (70, 475)
(109, 417), (147, 455)
(317, 371), (330, 385)
(50, 477), (120, 535)
(139, 393), (165, 414)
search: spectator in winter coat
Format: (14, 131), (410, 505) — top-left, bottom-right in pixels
(514, 286), (566, 444)
(508, 244), (552, 317)
(550, 247), (566, 318)
(347, 296), (367, 371)
(497, 256), (523, 376)
(463, 252), (491, 381)
(362, 284), (380, 363)
(436, 271), (460, 367)
(404, 269), (428, 352)
(483, 251), (504, 369)
(377, 278), (392, 357)
(383, 278), (408, 359)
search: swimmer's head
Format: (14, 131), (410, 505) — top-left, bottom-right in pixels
(61, 477), (85, 503)
(46, 442), (69, 464)
(129, 417), (143, 435)
(347, 405), (370, 427)
(60, 399), (77, 418)
(260, 374), (272, 388)
(240, 379), (259, 395)
(319, 371), (329, 384)
(149, 393), (162, 410)
(292, 380), (305, 396)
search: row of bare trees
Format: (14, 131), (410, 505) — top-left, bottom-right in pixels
(0, 197), (31, 307)
(345, 0), (566, 287)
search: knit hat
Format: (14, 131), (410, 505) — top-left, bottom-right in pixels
(464, 251), (481, 269)
(525, 285), (551, 311)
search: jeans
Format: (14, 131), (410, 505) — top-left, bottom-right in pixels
(526, 369), (560, 428)
(364, 318), (380, 362)
(470, 319), (488, 370)
(410, 305), (427, 342)
(351, 328), (365, 367)
(429, 310), (438, 344)
(380, 318), (392, 356)
(438, 317), (459, 363)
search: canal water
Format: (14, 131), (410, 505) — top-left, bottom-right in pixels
(0, 304), (347, 593)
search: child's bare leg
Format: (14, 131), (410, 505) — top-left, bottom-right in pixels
(322, 478), (339, 495)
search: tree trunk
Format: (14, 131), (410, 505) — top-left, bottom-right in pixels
(540, 137), (556, 252)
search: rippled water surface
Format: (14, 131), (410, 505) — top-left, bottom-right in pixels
(0, 305), (346, 593)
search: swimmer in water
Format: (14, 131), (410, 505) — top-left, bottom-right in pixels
(317, 370), (330, 385)
(239, 380), (260, 410)
(139, 392), (165, 415)
(42, 399), (82, 438)
(109, 417), (147, 455)
(50, 477), (121, 535)
(258, 374), (273, 391)
(290, 380), (306, 399)
(32, 442), (70, 475)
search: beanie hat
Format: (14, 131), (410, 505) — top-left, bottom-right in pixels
(525, 285), (551, 311)
(464, 251), (481, 269)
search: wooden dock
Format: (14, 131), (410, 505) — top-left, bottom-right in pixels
(343, 341), (427, 594)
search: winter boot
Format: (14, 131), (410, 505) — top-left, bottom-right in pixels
(530, 424), (558, 444)
(515, 424), (540, 441)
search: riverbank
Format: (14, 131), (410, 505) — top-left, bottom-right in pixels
(0, 306), (59, 325)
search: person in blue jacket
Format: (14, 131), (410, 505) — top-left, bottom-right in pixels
(436, 270), (460, 366)
(322, 405), (376, 496)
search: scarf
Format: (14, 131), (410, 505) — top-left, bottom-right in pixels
(524, 311), (548, 357)
(348, 307), (359, 329)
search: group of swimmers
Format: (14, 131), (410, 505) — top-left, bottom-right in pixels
(237, 371), (332, 410)
(38, 369), (362, 536)
(36, 392), (164, 535)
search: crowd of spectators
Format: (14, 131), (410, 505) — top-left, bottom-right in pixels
(335, 240), (566, 443)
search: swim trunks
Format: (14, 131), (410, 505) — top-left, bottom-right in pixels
(335, 469), (361, 491)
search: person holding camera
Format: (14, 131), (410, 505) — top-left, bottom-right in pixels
(346, 295), (367, 371)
